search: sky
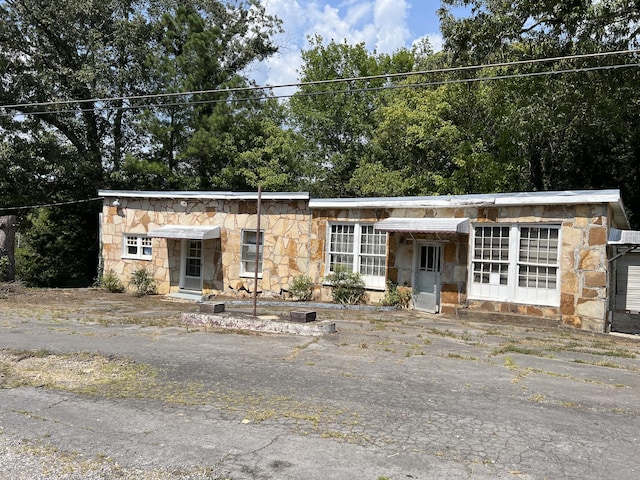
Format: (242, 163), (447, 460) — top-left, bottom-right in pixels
(251, 0), (450, 89)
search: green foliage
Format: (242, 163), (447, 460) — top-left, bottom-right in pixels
(15, 207), (99, 288)
(100, 269), (125, 294)
(0, 255), (9, 282)
(381, 281), (412, 309)
(325, 266), (366, 305)
(289, 274), (314, 301)
(129, 268), (157, 297)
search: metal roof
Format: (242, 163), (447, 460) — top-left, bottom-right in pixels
(374, 217), (470, 234)
(310, 189), (629, 229)
(608, 228), (640, 245)
(99, 190), (310, 201)
(147, 225), (221, 240)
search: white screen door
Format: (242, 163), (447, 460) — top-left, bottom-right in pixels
(414, 243), (442, 313)
(182, 240), (202, 291)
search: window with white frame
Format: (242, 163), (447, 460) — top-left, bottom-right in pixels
(241, 230), (263, 276)
(470, 224), (560, 306)
(122, 234), (153, 260)
(327, 223), (387, 289)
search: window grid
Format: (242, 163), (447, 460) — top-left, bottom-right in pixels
(186, 240), (202, 277)
(472, 226), (510, 285)
(328, 223), (387, 287)
(123, 235), (152, 260)
(359, 225), (386, 277)
(518, 227), (559, 289)
(241, 230), (263, 275)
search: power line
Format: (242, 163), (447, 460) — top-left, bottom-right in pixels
(6, 61), (640, 117)
(0, 48), (638, 112)
(0, 197), (103, 213)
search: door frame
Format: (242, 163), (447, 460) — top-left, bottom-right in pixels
(179, 239), (203, 292)
(412, 241), (444, 313)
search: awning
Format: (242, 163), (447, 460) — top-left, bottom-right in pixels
(374, 217), (469, 234)
(608, 228), (640, 245)
(147, 225), (221, 240)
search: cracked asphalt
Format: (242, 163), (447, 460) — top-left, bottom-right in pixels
(1, 289), (640, 479)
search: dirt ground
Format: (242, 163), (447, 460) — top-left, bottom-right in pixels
(2, 285), (640, 479)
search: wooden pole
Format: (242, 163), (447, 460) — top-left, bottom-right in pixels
(252, 186), (262, 317)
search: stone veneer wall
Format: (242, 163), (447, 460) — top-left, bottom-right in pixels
(383, 204), (610, 332)
(101, 197), (311, 296)
(463, 204), (609, 332)
(310, 208), (388, 303)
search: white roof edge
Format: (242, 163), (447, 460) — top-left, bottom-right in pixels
(309, 189), (623, 209)
(98, 190), (310, 201)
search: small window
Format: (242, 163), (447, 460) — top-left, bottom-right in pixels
(122, 234), (153, 260)
(241, 230), (263, 276)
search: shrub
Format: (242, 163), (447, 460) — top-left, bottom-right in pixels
(129, 268), (157, 297)
(289, 274), (314, 301)
(101, 269), (125, 293)
(0, 255), (9, 282)
(381, 280), (412, 308)
(325, 266), (365, 305)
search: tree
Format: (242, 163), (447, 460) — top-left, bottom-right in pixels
(437, 0), (640, 225)
(289, 36), (415, 197)
(0, 0), (284, 285)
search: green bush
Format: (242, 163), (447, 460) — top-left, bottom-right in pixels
(129, 268), (157, 297)
(381, 280), (412, 308)
(100, 269), (125, 293)
(289, 274), (314, 301)
(325, 266), (366, 305)
(0, 255), (9, 282)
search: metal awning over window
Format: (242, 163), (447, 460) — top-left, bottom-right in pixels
(608, 228), (640, 245)
(147, 225), (221, 240)
(374, 217), (470, 234)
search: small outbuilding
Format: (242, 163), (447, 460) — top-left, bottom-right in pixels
(98, 189), (634, 333)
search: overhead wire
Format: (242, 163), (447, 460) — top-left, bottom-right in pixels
(0, 48), (638, 116)
(0, 197), (103, 213)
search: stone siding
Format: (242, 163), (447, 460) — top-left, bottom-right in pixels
(102, 196), (614, 332)
(101, 198), (310, 296)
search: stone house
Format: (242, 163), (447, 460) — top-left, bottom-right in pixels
(98, 189), (636, 333)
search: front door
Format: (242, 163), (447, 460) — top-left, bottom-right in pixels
(181, 240), (202, 291)
(414, 243), (442, 313)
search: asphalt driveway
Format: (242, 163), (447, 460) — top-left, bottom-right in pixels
(1, 288), (639, 479)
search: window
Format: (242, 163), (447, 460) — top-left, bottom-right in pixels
(469, 224), (560, 305)
(327, 223), (387, 289)
(185, 240), (202, 278)
(241, 230), (263, 276)
(122, 234), (152, 260)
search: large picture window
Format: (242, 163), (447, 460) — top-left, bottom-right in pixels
(241, 230), (263, 276)
(122, 234), (152, 260)
(327, 223), (387, 289)
(470, 224), (560, 306)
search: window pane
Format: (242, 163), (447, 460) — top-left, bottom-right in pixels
(517, 226), (559, 290)
(472, 226), (509, 284)
(358, 225), (386, 278)
(241, 231), (263, 273)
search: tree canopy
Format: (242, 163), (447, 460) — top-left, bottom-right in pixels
(2, 0), (640, 286)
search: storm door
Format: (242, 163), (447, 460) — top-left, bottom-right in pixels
(181, 240), (203, 291)
(414, 243), (443, 313)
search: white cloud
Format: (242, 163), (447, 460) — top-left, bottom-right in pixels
(252, 1), (439, 90)
(373, 0), (410, 53)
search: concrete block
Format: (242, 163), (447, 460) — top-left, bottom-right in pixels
(290, 311), (317, 323)
(200, 303), (225, 314)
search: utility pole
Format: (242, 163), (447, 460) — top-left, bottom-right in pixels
(0, 215), (17, 281)
(252, 186), (262, 317)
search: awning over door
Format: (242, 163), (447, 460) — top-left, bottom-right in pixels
(147, 225), (221, 240)
(374, 217), (470, 234)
